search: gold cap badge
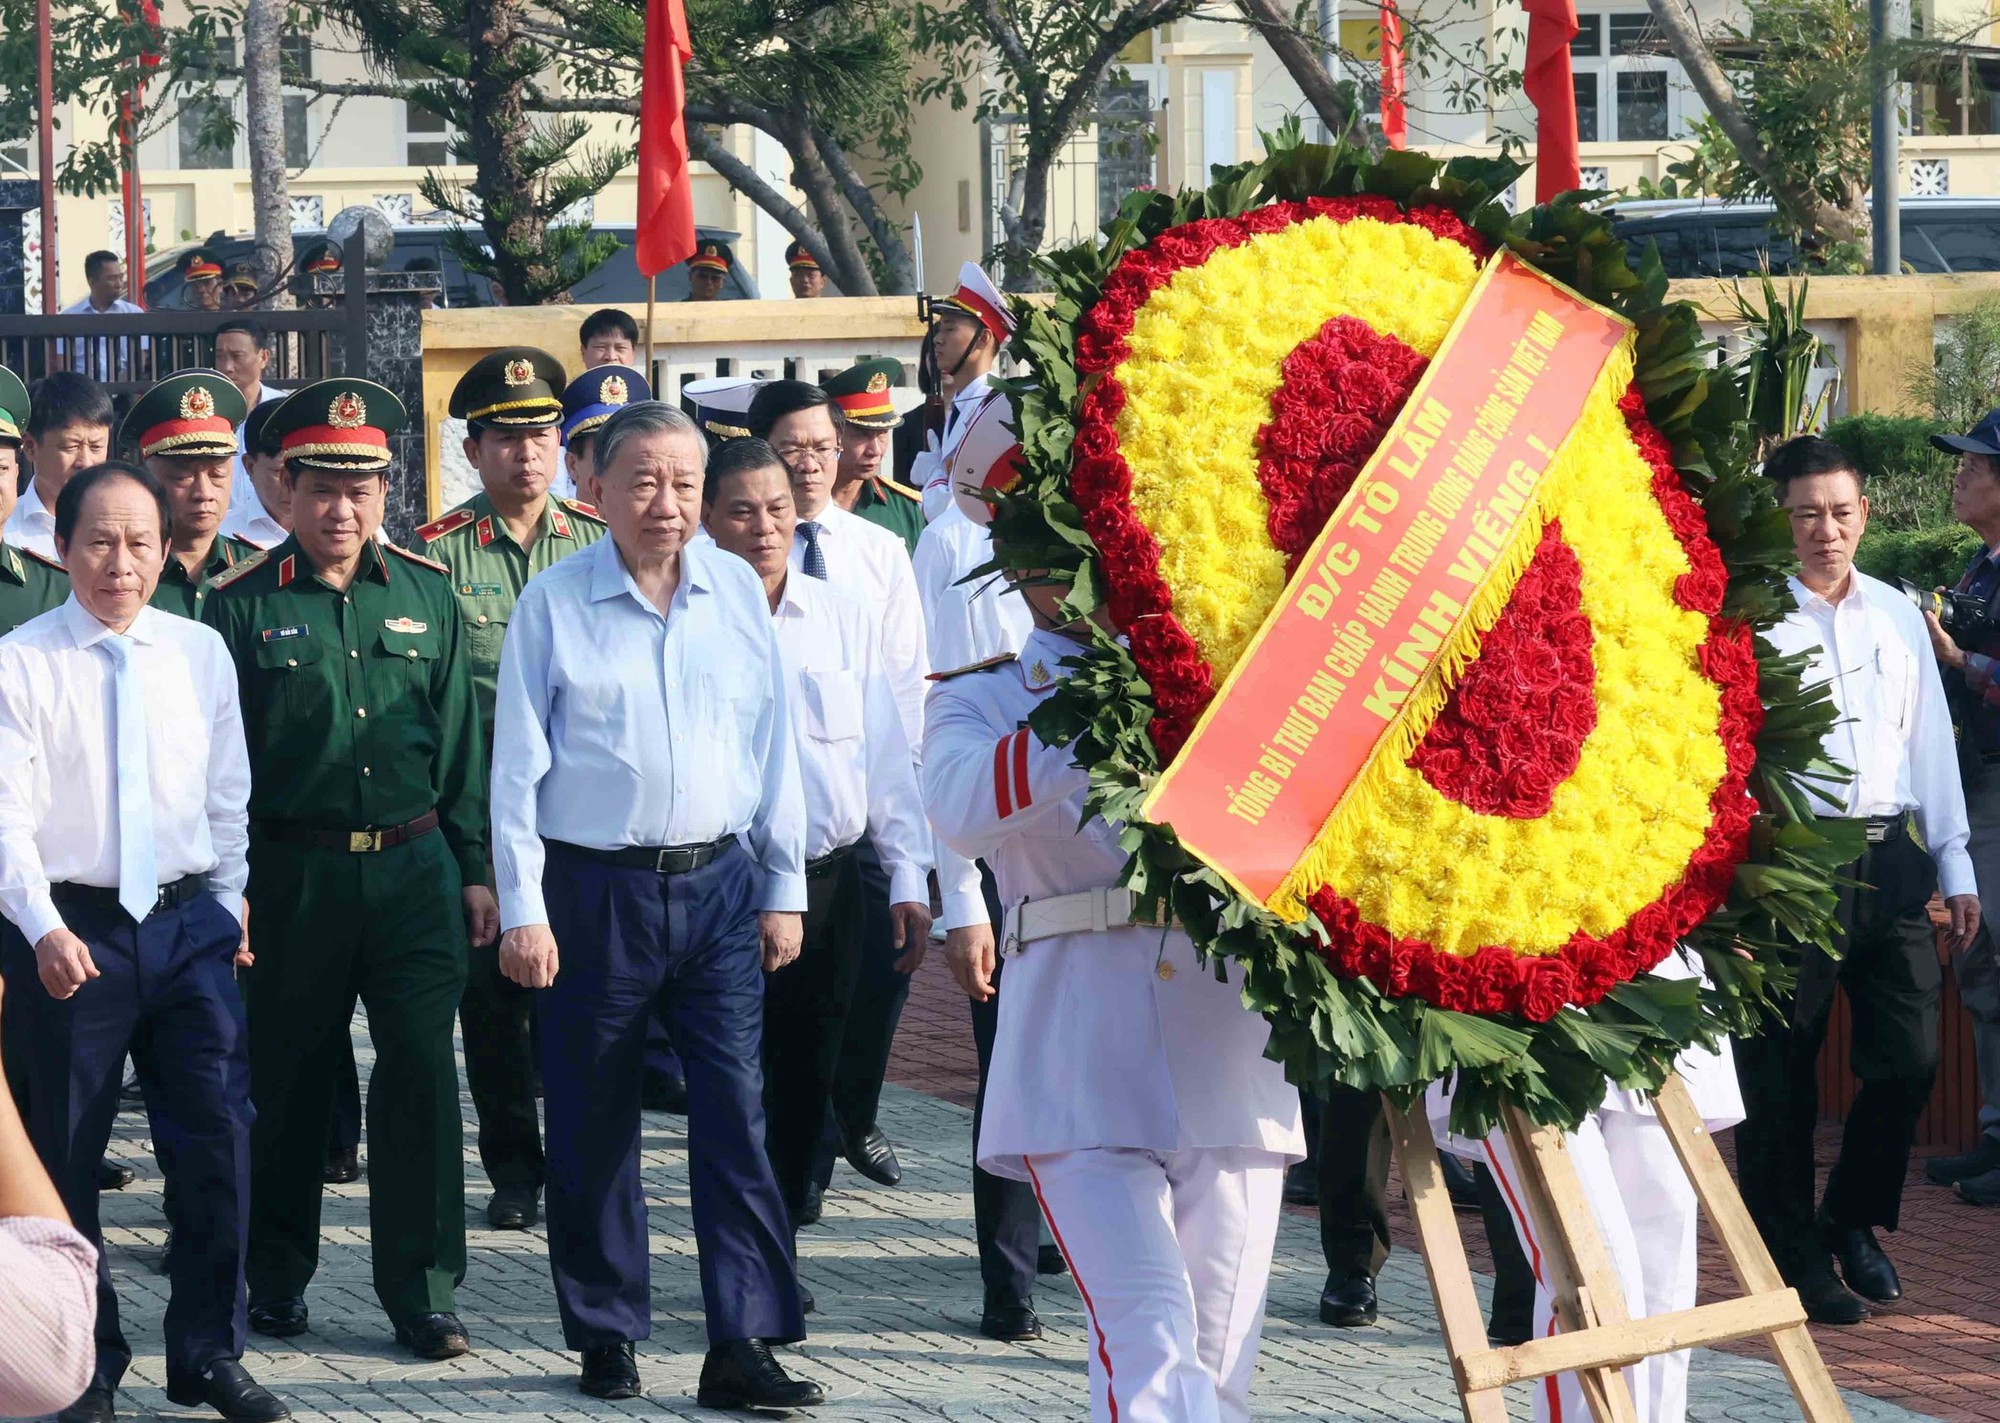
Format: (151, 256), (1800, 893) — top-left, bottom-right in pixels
(866, 371), (889, 393)
(601, 374), (629, 406)
(328, 391), (368, 429)
(181, 386), (216, 420)
(503, 358), (534, 387)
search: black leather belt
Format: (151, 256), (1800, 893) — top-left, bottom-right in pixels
(258, 808), (440, 853)
(550, 835), (733, 875)
(52, 873), (205, 917)
(806, 841), (858, 878)
(1846, 812), (1908, 844)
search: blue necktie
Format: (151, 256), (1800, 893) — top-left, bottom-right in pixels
(102, 636), (157, 925)
(799, 521), (827, 580)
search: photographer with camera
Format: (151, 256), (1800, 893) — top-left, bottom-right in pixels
(1915, 410), (2000, 1208)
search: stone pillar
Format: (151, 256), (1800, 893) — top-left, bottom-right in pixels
(0, 180), (42, 316)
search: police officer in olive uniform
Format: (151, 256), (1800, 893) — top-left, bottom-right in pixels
(823, 359), (925, 555)
(0, 367), (67, 631)
(121, 371), (260, 619)
(201, 378), (494, 1362)
(417, 348), (607, 1232)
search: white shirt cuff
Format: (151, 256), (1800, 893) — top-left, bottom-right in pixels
(499, 885), (548, 934)
(13, 895), (63, 949)
(887, 861), (929, 909)
(939, 888), (989, 931)
(762, 871), (809, 915)
(1938, 846), (1979, 901)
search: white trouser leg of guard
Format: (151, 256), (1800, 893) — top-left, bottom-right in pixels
(1482, 1115), (1655, 1423)
(1598, 1111), (1700, 1423)
(1024, 1146), (1287, 1423)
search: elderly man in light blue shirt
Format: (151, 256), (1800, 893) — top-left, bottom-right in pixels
(488, 401), (822, 1411)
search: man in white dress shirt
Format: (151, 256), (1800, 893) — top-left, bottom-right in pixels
(924, 578), (1304, 1423)
(0, 462), (286, 1423)
(1742, 435), (1980, 1324)
(217, 403), (290, 550)
(8, 374), (113, 561)
(701, 437), (934, 1278)
(490, 402), (823, 1410)
(210, 321), (286, 544)
(746, 379), (970, 1197)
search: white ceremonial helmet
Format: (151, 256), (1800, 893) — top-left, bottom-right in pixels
(949, 390), (1025, 528)
(681, 375), (766, 440)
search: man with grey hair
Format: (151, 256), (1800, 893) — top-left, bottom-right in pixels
(489, 401), (823, 1409)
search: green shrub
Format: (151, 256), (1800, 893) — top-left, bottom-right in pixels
(1854, 523), (1981, 590)
(1824, 412), (1954, 532)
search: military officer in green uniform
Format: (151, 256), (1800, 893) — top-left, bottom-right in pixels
(825, 358), (925, 555)
(0, 367), (68, 631)
(121, 369), (259, 619)
(417, 347), (605, 1232)
(201, 377), (494, 1362)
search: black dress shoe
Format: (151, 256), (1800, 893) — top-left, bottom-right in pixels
(578, 1342), (642, 1401)
(165, 1360), (291, 1421)
(641, 1072), (689, 1114)
(486, 1185), (540, 1230)
(795, 1181), (824, 1228)
(1319, 1272), (1379, 1328)
(394, 1312), (471, 1359)
(1958, 1166), (2000, 1206)
(96, 1157), (135, 1192)
(247, 1297), (308, 1338)
(1792, 1266), (1870, 1325)
(980, 1297), (1042, 1342)
(1926, 1135), (2000, 1186)
(841, 1125), (901, 1187)
(696, 1338), (826, 1410)
(1282, 1158), (1316, 1205)
(799, 1282), (816, 1315)
(322, 1147), (360, 1185)
(59, 1384), (115, 1423)
(1817, 1215), (1901, 1303)
(1038, 1243), (1069, 1276)
(1439, 1152), (1482, 1211)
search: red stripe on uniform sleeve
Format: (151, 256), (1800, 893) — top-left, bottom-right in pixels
(1011, 728), (1032, 812)
(994, 735), (1015, 819)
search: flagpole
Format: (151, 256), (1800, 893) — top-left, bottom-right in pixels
(644, 275), (657, 386)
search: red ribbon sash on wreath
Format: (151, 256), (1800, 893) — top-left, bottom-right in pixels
(1139, 254), (1631, 912)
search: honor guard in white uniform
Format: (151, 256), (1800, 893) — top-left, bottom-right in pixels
(923, 611), (1305, 1423)
(915, 262), (1009, 523)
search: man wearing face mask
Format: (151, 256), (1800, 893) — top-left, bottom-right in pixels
(417, 349), (606, 1235)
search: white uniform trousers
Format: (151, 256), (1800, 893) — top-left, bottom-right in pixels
(1024, 1146), (1288, 1423)
(1479, 1112), (1700, 1423)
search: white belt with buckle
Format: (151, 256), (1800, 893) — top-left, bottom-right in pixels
(1001, 887), (1177, 957)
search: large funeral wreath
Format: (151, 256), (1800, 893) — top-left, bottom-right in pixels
(984, 127), (1860, 1133)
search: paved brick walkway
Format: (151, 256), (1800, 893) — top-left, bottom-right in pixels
(75, 955), (1979, 1421)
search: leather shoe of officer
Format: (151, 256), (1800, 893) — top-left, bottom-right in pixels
(96, 1157), (135, 1192)
(641, 1070), (689, 1114)
(1958, 1166), (2000, 1206)
(248, 1297), (308, 1338)
(1038, 1242), (1068, 1276)
(166, 1360), (291, 1421)
(841, 1125), (901, 1187)
(1816, 1212), (1901, 1303)
(1791, 1263), (1870, 1325)
(58, 1383), (116, 1423)
(578, 1342), (642, 1400)
(795, 1180), (824, 1228)
(486, 1185), (540, 1230)
(980, 1293), (1042, 1342)
(696, 1339), (825, 1409)
(395, 1312), (471, 1360)
(322, 1146), (361, 1185)
(1925, 1134), (2000, 1186)
(1319, 1272), (1379, 1328)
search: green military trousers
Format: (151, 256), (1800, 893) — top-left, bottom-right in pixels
(243, 826), (467, 1324)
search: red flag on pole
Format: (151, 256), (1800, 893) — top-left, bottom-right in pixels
(1379, 3), (1407, 151)
(1522, 0), (1581, 201)
(635, 0), (696, 277)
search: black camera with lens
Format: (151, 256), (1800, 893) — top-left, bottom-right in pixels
(1901, 579), (2000, 642)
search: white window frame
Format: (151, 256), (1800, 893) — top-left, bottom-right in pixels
(1571, 9), (1690, 143)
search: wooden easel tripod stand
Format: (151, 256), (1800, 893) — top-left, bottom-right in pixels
(1387, 1075), (1853, 1423)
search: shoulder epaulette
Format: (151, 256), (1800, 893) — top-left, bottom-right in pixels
(385, 542), (450, 575)
(20, 546), (64, 571)
(415, 507), (475, 544)
(926, 653), (1015, 683)
(882, 478), (923, 505)
(563, 497), (604, 520)
(206, 550), (269, 590)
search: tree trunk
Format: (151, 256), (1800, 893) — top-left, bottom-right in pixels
(1641, 0), (1862, 245)
(775, 112), (879, 296)
(812, 125), (915, 294)
(1233, 0), (1360, 141)
(243, 0), (293, 306)
(997, 156), (1046, 292)
(464, 0), (546, 303)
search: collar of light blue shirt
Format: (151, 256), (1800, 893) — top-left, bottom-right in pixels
(588, 532), (716, 612)
(61, 596), (163, 648)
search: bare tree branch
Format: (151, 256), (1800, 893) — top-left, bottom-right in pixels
(1233, 0), (1360, 140)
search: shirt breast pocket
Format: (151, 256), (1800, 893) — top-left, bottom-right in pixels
(1877, 634), (1917, 736)
(376, 627), (440, 709)
(253, 636), (333, 748)
(799, 668), (863, 744)
(459, 603), (508, 671)
(696, 666), (763, 758)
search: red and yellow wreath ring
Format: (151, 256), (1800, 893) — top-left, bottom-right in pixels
(1068, 197), (1762, 1022)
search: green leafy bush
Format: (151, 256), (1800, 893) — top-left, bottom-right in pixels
(1854, 523), (1980, 590)
(1824, 412), (1954, 532)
